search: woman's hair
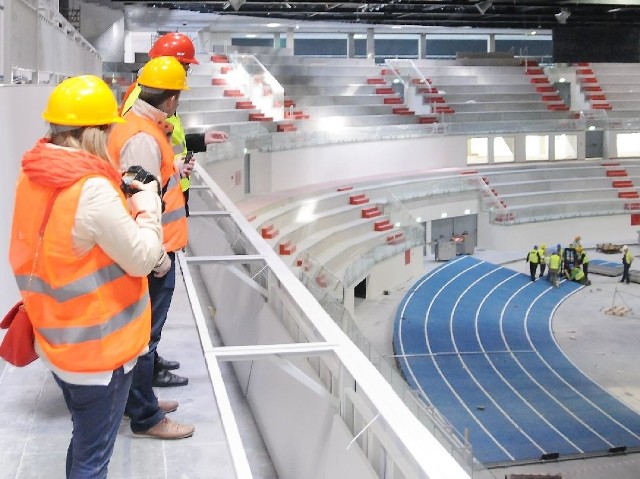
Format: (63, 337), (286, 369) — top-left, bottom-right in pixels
(49, 126), (111, 162)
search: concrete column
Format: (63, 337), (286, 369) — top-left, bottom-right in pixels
(2, 0), (12, 84)
(487, 33), (496, 53)
(347, 33), (355, 58)
(366, 27), (375, 59)
(488, 136), (495, 164)
(273, 31), (281, 49)
(418, 33), (426, 59)
(286, 27), (294, 50)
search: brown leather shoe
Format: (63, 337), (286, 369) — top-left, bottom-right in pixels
(158, 400), (178, 414)
(133, 417), (195, 440)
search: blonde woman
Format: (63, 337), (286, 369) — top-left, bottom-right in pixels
(9, 75), (167, 478)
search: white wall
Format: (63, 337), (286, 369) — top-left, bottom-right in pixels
(344, 245), (424, 316)
(366, 246), (423, 296)
(80, 2), (123, 47)
(123, 31), (155, 63)
(203, 154), (246, 202)
(249, 135), (467, 194)
(477, 211), (640, 252)
(0, 84), (52, 313)
(81, 4), (124, 62)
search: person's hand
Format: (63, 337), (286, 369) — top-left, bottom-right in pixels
(129, 180), (162, 221)
(204, 130), (229, 144)
(130, 179), (159, 195)
(153, 250), (171, 278)
(179, 156), (195, 178)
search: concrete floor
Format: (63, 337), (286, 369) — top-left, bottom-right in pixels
(354, 244), (640, 479)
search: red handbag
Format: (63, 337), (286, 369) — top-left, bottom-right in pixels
(0, 301), (37, 367)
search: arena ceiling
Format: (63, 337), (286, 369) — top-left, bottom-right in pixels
(113, 1), (640, 30)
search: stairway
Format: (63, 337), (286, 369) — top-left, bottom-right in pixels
(524, 60), (569, 112)
(576, 63), (612, 111)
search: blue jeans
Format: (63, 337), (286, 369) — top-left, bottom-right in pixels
(125, 253), (176, 432)
(54, 367), (132, 479)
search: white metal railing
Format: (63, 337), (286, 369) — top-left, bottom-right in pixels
(220, 117), (588, 156)
(184, 164), (477, 478)
(488, 198), (638, 225)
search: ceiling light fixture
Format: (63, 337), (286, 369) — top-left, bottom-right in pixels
(474, 0), (492, 15)
(555, 8), (571, 24)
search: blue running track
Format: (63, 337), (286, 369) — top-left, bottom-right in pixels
(393, 256), (640, 465)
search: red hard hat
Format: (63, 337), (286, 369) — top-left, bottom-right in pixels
(149, 32), (199, 65)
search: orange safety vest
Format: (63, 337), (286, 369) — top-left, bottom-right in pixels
(9, 173), (151, 373)
(108, 112), (188, 252)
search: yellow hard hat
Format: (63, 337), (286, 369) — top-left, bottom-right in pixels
(540, 243), (546, 249)
(42, 75), (125, 126)
(576, 245), (583, 252)
(138, 56), (189, 91)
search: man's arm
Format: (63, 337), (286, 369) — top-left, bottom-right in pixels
(119, 132), (163, 181)
(185, 130), (229, 153)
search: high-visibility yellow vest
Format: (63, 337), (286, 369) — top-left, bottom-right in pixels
(121, 83), (140, 117)
(166, 115), (191, 192)
(571, 268), (585, 281)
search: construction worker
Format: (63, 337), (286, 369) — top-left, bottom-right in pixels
(537, 243), (547, 278)
(565, 263), (591, 286)
(576, 245), (589, 282)
(10, 75), (165, 476)
(526, 245), (541, 281)
(574, 235), (582, 248)
(548, 247), (562, 288)
(621, 245), (633, 284)
(121, 32), (229, 217)
(108, 56), (194, 439)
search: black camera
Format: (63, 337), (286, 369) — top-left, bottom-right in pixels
(121, 165), (161, 197)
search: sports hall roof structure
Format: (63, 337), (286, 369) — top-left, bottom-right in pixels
(113, 0), (640, 30)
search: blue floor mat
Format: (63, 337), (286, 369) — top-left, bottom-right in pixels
(394, 256), (640, 465)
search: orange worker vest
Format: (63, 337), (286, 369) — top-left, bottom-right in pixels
(9, 173), (151, 373)
(108, 111), (188, 252)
